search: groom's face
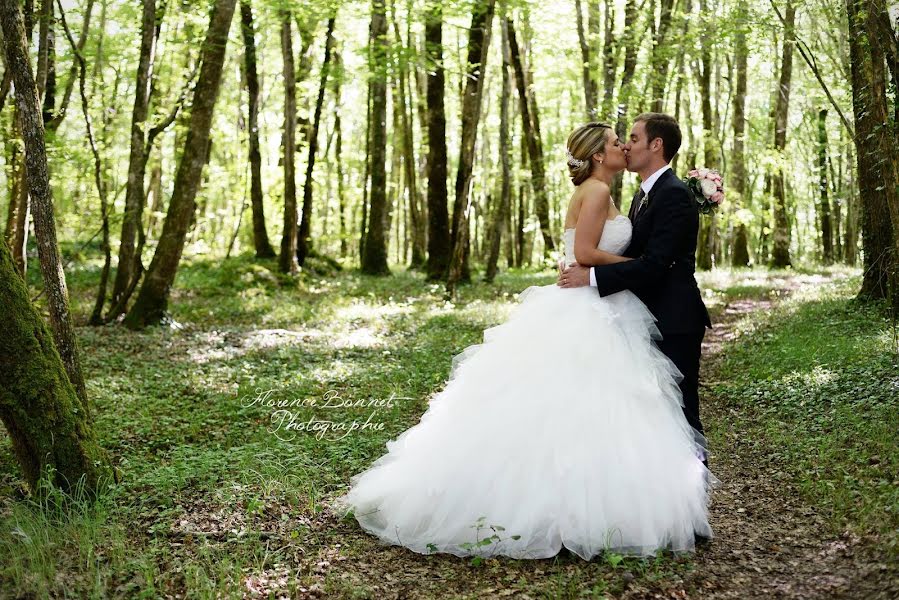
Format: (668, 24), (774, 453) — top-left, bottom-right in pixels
(623, 121), (650, 174)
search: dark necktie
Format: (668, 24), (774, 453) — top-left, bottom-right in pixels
(633, 187), (647, 219)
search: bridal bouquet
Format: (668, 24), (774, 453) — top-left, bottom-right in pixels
(684, 168), (724, 215)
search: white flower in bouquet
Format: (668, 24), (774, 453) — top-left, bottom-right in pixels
(700, 178), (718, 197)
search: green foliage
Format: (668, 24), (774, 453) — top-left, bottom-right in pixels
(3, 258), (893, 596)
(711, 276), (899, 558)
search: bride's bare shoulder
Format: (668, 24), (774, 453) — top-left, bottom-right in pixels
(577, 180), (612, 206)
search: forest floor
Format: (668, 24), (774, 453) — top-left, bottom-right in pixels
(0, 257), (897, 599)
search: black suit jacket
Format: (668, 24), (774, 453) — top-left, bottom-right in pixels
(592, 168), (712, 335)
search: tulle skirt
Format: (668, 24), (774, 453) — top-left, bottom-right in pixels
(332, 283), (717, 560)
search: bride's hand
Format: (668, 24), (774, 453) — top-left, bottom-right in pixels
(557, 263), (590, 288)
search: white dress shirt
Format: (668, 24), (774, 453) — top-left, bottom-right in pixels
(589, 164), (671, 287)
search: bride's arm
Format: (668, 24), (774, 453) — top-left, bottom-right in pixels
(573, 186), (633, 266)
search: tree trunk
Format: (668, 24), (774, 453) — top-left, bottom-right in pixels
(731, 5), (750, 267)
(695, 0), (718, 270)
(600, 0), (616, 119)
(1, 0), (88, 406)
(612, 0), (639, 207)
(392, 13), (425, 269)
(6, 109), (29, 276)
(333, 48), (347, 257)
(574, 0), (597, 118)
(109, 0), (157, 318)
(359, 84), (371, 260)
(124, 0), (237, 328)
(55, 3), (111, 326)
(278, 9), (299, 274)
(5, 1), (35, 277)
(817, 108), (834, 264)
(239, 0), (275, 259)
(485, 13), (511, 283)
(36, 0), (52, 116)
(297, 16), (336, 267)
(507, 17), (553, 254)
(446, 0), (495, 296)
(847, 0), (898, 303)
(649, 0), (674, 112)
(831, 146), (843, 260)
(361, 0), (390, 275)
(770, 0), (795, 268)
(424, 0), (450, 280)
(45, 0), (95, 133)
(0, 237), (115, 495)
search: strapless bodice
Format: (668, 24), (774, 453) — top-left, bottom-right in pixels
(563, 216), (633, 265)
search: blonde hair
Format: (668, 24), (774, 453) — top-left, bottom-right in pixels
(566, 122), (613, 186)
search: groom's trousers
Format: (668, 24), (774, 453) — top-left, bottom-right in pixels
(654, 330), (707, 467)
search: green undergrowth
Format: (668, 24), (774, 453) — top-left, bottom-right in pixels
(709, 273), (899, 558)
(0, 254), (884, 597)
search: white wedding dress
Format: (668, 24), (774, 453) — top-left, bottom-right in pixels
(332, 210), (716, 560)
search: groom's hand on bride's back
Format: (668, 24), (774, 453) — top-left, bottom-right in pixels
(557, 263), (590, 288)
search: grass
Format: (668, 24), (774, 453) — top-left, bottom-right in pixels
(0, 253), (891, 597)
(707, 272), (899, 558)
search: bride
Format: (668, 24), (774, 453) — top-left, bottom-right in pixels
(331, 123), (716, 561)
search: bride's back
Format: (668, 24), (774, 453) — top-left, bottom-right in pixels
(562, 180), (632, 264)
(563, 179), (621, 230)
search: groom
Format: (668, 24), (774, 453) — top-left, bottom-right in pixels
(558, 112), (712, 468)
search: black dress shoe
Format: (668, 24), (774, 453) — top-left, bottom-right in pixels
(694, 532), (712, 546)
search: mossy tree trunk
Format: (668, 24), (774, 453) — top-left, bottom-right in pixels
(0, 0), (87, 405)
(0, 237), (114, 494)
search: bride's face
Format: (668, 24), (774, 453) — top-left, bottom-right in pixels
(594, 133), (627, 173)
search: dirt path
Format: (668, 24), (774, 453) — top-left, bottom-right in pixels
(313, 275), (896, 599)
(637, 277), (897, 600)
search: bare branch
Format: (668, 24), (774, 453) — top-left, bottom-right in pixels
(769, 0), (854, 138)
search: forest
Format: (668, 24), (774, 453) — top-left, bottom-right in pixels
(0, 0), (897, 597)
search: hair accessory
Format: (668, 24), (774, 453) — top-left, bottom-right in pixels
(566, 148), (587, 169)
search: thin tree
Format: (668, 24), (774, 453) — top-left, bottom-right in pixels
(574, 0), (597, 117)
(600, 0), (616, 119)
(485, 12), (512, 283)
(770, 0), (795, 268)
(55, 0), (111, 326)
(446, 0), (495, 295)
(297, 16), (336, 267)
(240, 0), (275, 259)
(361, 0), (391, 275)
(279, 8), (299, 274)
(124, 0), (238, 328)
(5, 0), (36, 276)
(612, 0), (639, 207)
(731, 2), (750, 267)
(424, 0), (450, 280)
(332, 48), (348, 257)
(392, 11), (425, 269)
(507, 16), (553, 253)
(109, 0), (158, 320)
(649, 0), (675, 112)
(817, 108), (833, 264)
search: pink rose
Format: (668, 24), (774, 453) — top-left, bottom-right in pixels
(711, 191), (724, 203)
